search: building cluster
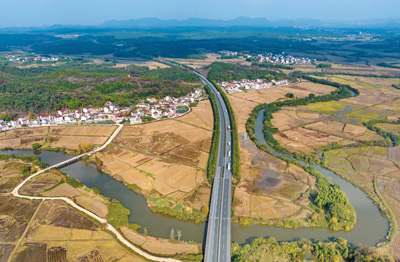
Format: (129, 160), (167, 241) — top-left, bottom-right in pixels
(4, 54), (59, 63)
(219, 50), (238, 56)
(0, 89), (203, 131)
(251, 52), (314, 65)
(218, 50), (315, 65)
(221, 79), (288, 93)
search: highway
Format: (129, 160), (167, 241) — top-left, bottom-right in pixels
(194, 71), (232, 262)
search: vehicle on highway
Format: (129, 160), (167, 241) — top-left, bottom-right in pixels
(227, 163), (231, 170)
(228, 150), (231, 157)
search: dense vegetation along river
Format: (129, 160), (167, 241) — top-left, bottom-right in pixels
(2, 114), (388, 246)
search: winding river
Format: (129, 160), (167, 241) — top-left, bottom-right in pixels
(2, 112), (389, 246)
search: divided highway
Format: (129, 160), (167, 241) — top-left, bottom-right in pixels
(194, 71), (232, 262)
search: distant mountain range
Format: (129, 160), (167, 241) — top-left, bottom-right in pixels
(1, 17), (400, 32)
(100, 16), (400, 28)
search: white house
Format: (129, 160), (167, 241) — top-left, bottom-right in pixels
(103, 106), (111, 113)
(40, 114), (51, 122)
(54, 115), (63, 123)
(83, 106), (92, 114)
(64, 114), (74, 122)
(81, 115), (88, 121)
(18, 117), (29, 125)
(32, 119), (41, 126)
(75, 109), (82, 119)
(10, 120), (18, 128)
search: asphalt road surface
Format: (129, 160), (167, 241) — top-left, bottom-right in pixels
(194, 72), (232, 262)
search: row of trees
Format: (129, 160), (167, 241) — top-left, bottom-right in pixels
(363, 119), (400, 146)
(204, 85), (220, 182)
(211, 80), (241, 182)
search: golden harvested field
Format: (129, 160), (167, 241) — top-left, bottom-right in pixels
(121, 226), (201, 256)
(0, 127), (48, 149)
(324, 146), (400, 196)
(265, 75), (400, 153)
(19, 171), (63, 196)
(227, 83), (328, 220)
(95, 100), (213, 215)
(48, 135), (108, 150)
(328, 75), (400, 106)
(170, 53), (251, 69)
(305, 120), (383, 141)
(271, 108), (330, 131)
(0, 160), (27, 193)
(376, 123), (400, 136)
(0, 127), (47, 140)
(11, 200), (146, 262)
(50, 125), (117, 136)
(274, 127), (352, 154)
(0, 125), (117, 151)
(42, 183), (81, 198)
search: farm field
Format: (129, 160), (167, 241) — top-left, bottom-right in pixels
(323, 145), (400, 260)
(170, 53), (251, 69)
(227, 80), (333, 222)
(0, 160), (31, 193)
(268, 75), (400, 154)
(8, 200), (146, 262)
(0, 127), (47, 149)
(121, 226), (201, 256)
(94, 100), (213, 221)
(0, 125), (117, 152)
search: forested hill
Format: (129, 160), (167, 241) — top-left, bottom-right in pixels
(206, 62), (292, 82)
(0, 63), (200, 114)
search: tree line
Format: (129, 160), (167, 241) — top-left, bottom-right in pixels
(211, 80), (241, 182)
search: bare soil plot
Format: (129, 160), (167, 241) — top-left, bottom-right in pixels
(376, 123), (400, 136)
(274, 127), (350, 154)
(121, 227), (201, 256)
(271, 109), (330, 131)
(50, 125), (117, 137)
(289, 81), (336, 95)
(233, 142), (315, 219)
(0, 127), (47, 140)
(0, 160), (26, 193)
(75, 194), (108, 218)
(0, 196), (40, 242)
(48, 136), (108, 150)
(376, 176), (400, 261)
(170, 53), (251, 69)
(305, 120), (383, 142)
(324, 147), (400, 197)
(178, 100), (214, 130)
(19, 171), (63, 196)
(42, 183), (81, 198)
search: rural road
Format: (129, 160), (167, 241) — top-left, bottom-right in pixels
(194, 71), (232, 262)
(11, 124), (182, 262)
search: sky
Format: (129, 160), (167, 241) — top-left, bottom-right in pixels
(1, 0), (399, 27)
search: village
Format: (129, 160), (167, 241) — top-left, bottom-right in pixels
(221, 78), (289, 93)
(4, 54), (59, 63)
(0, 88), (204, 130)
(219, 50), (315, 65)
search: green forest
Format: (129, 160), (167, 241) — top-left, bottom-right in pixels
(232, 237), (391, 262)
(207, 62), (291, 82)
(0, 63), (200, 113)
